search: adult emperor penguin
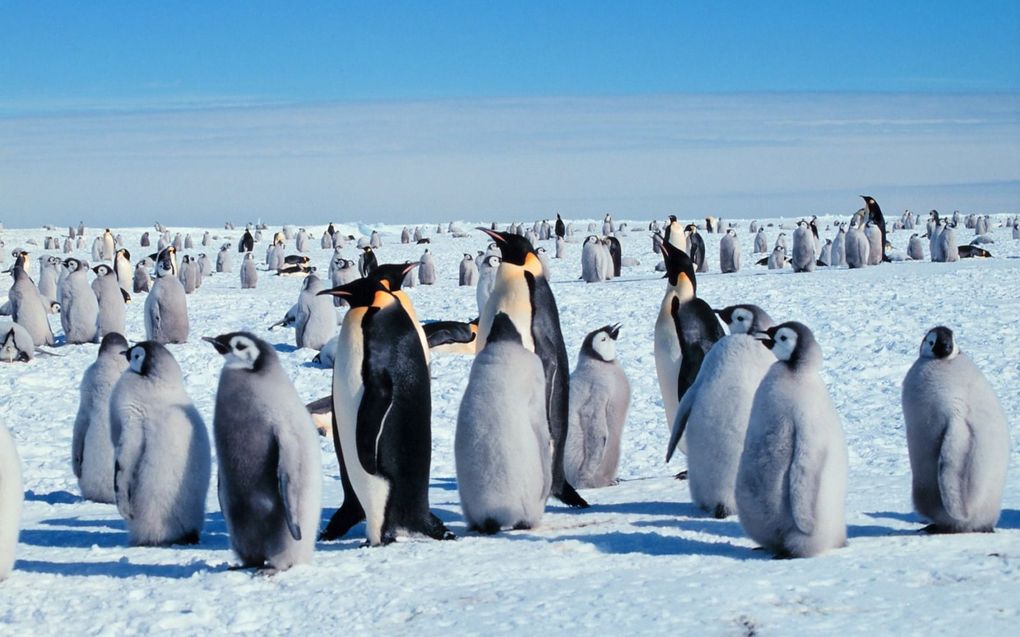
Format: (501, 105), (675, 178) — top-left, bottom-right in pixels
(719, 229), (740, 273)
(358, 246), (378, 277)
(317, 277), (454, 545)
(663, 215), (684, 251)
(0, 422), (22, 581)
(666, 325), (775, 518)
(240, 252), (258, 289)
(6, 252), (56, 346)
(239, 228), (255, 253)
(144, 247), (189, 344)
(684, 224), (708, 272)
(113, 248), (132, 296)
(555, 213), (566, 238)
(72, 332), (129, 503)
(91, 264), (126, 338)
(861, 195), (890, 262)
(455, 313), (552, 533)
(791, 221), (816, 272)
(60, 258), (100, 344)
(901, 326), (1009, 533)
(565, 323), (631, 489)
(654, 241), (697, 436)
(474, 227), (588, 507)
(605, 235), (622, 277)
(111, 341), (211, 545)
(206, 332), (322, 570)
(735, 322), (848, 558)
(369, 263), (430, 362)
(294, 273), (337, 351)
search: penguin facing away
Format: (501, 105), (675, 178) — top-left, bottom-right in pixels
(110, 341), (211, 545)
(0, 422), (22, 581)
(205, 332), (322, 570)
(72, 332), (129, 503)
(475, 228), (589, 508)
(144, 248), (189, 344)
(735, 322), (848, 558)
(317, 277), (454, 545)
(901, 326), (1009, 533)
(91, 264), (126, 338)
(455, 313), (552, 533)
(565, 323), (631, 489)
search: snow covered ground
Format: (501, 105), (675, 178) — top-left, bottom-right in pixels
(1, 214), (1018, 635)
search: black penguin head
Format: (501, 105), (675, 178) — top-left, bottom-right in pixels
(317, 276), (389, 307)
(755, 321), (819, 369)
(861, 195), (883, 217)
(668, 215), (678, 223)
(717, 304), (774, 335)
(485, 312), (523, 346)
(63, 257), (84, 272)
(684, 223), (697, 236)
(580, 323), (622, 362)
(661, 240), (697, 294)
(462, 253), (473, 261)
(92, 264), (112, 276)
(204, 331), (273, 372)
(476, 228), (536, 267)
(920, 326), (958, 360)
(371, 262), (416, 291)
(124, 341), (180, 379)
(154, 247), (177, 276)
(98, 332), (129, 357)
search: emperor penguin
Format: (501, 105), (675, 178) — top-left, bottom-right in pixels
(605, 235), (622, 277)
(418, 250), (437, 285)
(0, 422), (22, 581)
(929, 218), (946, 262)
(901, 326), (1009, 533)
(753, 228), (768, 253)
(555, 213), (565, 238)
(663, 215), (684, 251)
(475, 254), (500, 316)
(101, 228), (115, 261)
(684, 224), (708, 272)
(735, 322), (848, 558)
(455, 313), (552, 533)
(861, 195), (890, 262)
(654, 241), (698, 437)
(474, 227), (588, 508)
(144, 247), (189, 344)
(719, 229), (740, 273)
(368, 263), (430, 362)
(60, 258), (100, 344)
(864, 222), (883, 266)
(91, 237), (104, 262)
(907, 233), (925, 260)
(240, 252), (258, 289)
(113, 248), (132, 296)
(358, 246), (378, 277)
(239, 229), (254, 253)
(459, 253), (479, 286)
(205, 332), (322, 570)
(72, 332), (129, 503)
(317, 277), (454, 545)
(939, 222), (959, 262)
(767, 245), (787, 269)
(37, 256), (58, 302)
(140, 232), (151, 247)
(555, 236), (566, 259)
(819, 239), (832, 266)
(111, 341), (211, 545)
(400, 226), (411, 244)
(844, 220), (870, 269)
(716, 304), (774, 335)
(564, 323), (631, 489)
(831, 224), (847, 266)
(0, 321), (35, 362)
(294, 273), (338, 351)
(91, 264), (126, 338)
(666, 328), (776, 518)
(216, 244), (232, 273)
(791, 221), (816, 272)
(330, 257), (358, 307)
(581, 235), (605, 283)
(133, 259), (152, 294)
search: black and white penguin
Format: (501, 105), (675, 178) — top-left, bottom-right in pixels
(555, 213), (565, 238)
(239, 229), (255, 253)
(317, 277), (453, 545)
(475, 228), (588, 508)
(861, 195), (889, 262)
(684, 224), (707, 272)
(0, 321), (35, 363)
(358, 246), (378, 277)
(113, 248), (132, 297)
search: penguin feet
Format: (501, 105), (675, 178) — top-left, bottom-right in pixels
(174, 530), (200, 546)
(511, 521), (533, 531)
(472, 519), (501, 535)
(555, 483), (590, 508)
(920, 524), (951, 535)
(712, 503), (731, 519)
(673, 470), (688, 481)
(319, 503), (366, 541)
(423, 513), (456, 541)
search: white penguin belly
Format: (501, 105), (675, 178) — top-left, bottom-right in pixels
(654, 293), (682, 434)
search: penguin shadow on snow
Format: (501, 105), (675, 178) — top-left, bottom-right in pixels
(24, 489), (80, 505)
(271, 343), (299, 354)
(866, 509), (1020, 532)
(542, 530), (753, 559)
(16, 559), (226, 579)
(21, 511), (232, 551)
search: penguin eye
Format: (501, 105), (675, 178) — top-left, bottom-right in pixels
(235, 342), (248, 351)
(780, 335), (788, 342)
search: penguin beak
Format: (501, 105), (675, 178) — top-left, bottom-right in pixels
(476, 227), (505, 243)
(317, 287), (351, 298)
(608, 323), (622, 340)
(402, 262), (420, 276)
(753, 330), (775, 349)
(202, 336), (231, 355)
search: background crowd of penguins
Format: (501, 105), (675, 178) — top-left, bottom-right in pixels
(0, 194), (1014, 577)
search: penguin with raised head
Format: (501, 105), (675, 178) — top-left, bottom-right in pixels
(565, 323), (630, 489)
(294, 273), (337, 351)
(317, 277), (454, 545)
(205, 332), (322, 570)
(144, 247), (189, 344)
(719, 229), (740, 273)
(736, 322), (848, 558)
(0, 422), (22, 581)
(111, 341), (211, 545)
(654, 241), (697, 438)
(72, 332), (129, 503)
(91, 264), (126, 338)
(663, 215), (684, 250)
(60, 258), (100, 344)
(791, 221), (816, 272)
(901, 327), (1009, 533)
(456, 313), (552, 533)
(368, 263), (429, 362)
(666, 322), (775, 518)
(475, 227), (588, 507)
(240, 252), (258, 289)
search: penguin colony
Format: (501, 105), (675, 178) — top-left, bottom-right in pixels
(0, 200), (1015, 583)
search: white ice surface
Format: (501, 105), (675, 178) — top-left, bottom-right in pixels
(0, 217), (1018, 635)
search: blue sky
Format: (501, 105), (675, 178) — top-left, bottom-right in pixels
(1, 2), (1018, 225)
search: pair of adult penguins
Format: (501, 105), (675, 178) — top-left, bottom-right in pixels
(317, 227), (587, 546)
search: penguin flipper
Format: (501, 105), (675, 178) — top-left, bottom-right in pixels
(789, 430), (823, 536)
(276, 435), (305, 541)
(666, 391), (694, 463)
(355, 371), (394, 476)
(423, 321), (476, 348)
(938, 417), (973, 522)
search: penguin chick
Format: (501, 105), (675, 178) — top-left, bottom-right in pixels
(72, 332), (129, 502)
(565, 323), (630, 489)
(0, 423), (23, 581)
(901, 326), (1009, 533)
(206, 332), (322, 570)
(736, 322), (848, 557)
(716, 304), (774, 335)
(110, 341), (211, 545)
(294, 274), (338, 351)
(455, 313), (552, 533)
(0, 322), (35, 363)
